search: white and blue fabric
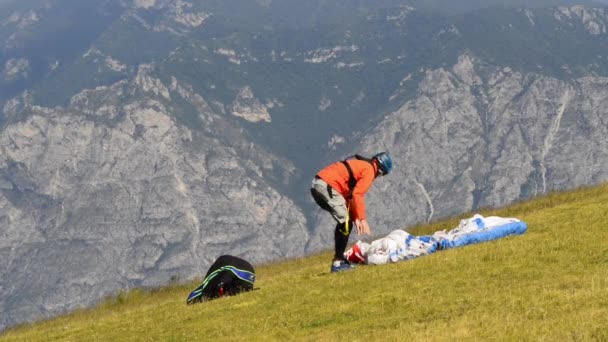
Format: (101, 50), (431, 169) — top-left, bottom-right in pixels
(345, 214), (527, 265)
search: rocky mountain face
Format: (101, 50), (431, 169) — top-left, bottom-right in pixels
(309, 53), (608, 250)
(0, 67), (308, 328)
(1, 0), (608, 331)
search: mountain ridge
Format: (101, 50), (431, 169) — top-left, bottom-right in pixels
(1, 0), (608, 331)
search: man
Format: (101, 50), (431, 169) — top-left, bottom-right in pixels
(310, 152), (393, 272)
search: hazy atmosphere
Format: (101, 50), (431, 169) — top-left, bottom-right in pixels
(1, 0), (608, 334)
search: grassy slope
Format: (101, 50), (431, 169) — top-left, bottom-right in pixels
(2, 184), (608, 341)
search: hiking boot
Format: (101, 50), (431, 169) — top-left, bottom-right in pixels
(330, 259), (354, 273)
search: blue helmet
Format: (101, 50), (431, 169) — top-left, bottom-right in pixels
(373, 152), (393, 176)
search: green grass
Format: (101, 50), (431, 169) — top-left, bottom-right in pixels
(2, 184), (608, 341)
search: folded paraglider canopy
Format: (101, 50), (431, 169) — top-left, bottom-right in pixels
(187, 255), (256, 304)
(345, 214), (528, 265)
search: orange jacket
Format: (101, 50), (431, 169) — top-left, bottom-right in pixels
(317, 159), (378, 221)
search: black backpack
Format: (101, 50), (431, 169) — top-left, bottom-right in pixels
(186, 255), (256, 304)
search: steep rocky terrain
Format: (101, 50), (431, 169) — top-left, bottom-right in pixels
(0, 67), (308, 328)
(1, 0), (608, 330)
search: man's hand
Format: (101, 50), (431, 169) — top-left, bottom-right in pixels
(355, 219), (371, 236)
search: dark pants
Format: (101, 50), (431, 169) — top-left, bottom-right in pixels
(334, 222), (352, 260)
(311, 177), (352, 261)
